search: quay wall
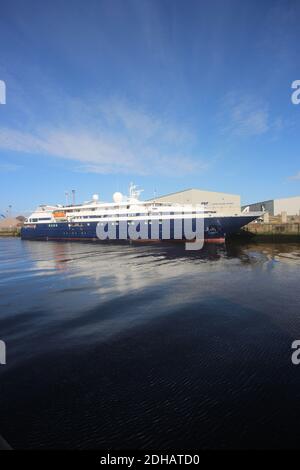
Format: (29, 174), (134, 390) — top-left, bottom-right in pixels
(0, 228), (21, 237)
(242, 222), (300, 241)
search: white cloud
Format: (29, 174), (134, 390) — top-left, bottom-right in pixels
(220, 92), (270, 137)
(0, 127), (141, 174)
(0, 162), (21, 172)
(289, 171), (300, 181)
(0, 98), (206, 176)
(99, 99), (195, 146)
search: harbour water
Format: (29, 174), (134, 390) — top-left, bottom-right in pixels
(0, 238), (300, 449)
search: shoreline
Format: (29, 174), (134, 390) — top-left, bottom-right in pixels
(1, 231), (300, 243)
(0, 229), (21, 237)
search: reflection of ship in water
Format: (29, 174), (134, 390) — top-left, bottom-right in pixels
(50, 243), (72, 271)
(19, 239), (300, 353)
(23, 239), (300, 299)
(225, 240), (300, 265)
(23, 239), (72, 272)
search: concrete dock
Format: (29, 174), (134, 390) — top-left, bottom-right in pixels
(0, 217), (23, 237)
(0, 227), (21, 237)
(241, 213), (300, 242)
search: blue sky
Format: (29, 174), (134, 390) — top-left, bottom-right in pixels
(0, 0), (299, 214)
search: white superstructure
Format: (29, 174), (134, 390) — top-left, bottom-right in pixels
(25, 184), (229, 225)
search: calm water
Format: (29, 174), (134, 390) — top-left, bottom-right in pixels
(0, 238), (300, 449)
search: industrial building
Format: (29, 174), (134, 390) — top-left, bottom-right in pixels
(150, 188), (241, 215)
(242, 196), (300, 216)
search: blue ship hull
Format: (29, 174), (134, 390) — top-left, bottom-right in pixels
(21, 216), (257, 242)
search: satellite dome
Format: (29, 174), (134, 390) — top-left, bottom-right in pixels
(92, 194), (99, 202)
(113, 192), (123, 203)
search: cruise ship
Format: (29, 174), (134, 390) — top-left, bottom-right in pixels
(21, 184), (261, 244)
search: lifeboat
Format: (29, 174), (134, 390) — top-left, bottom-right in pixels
(53, 210), (66, 219)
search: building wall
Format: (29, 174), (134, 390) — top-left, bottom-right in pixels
(242, 196), (300, 216)
(242, 200), (274, 215)
(150, 189), (241, 214)
(274, 196), (300, 216)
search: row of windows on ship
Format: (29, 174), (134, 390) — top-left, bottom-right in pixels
(28, 210), (216, 222)
(48, 221), (182, 228)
